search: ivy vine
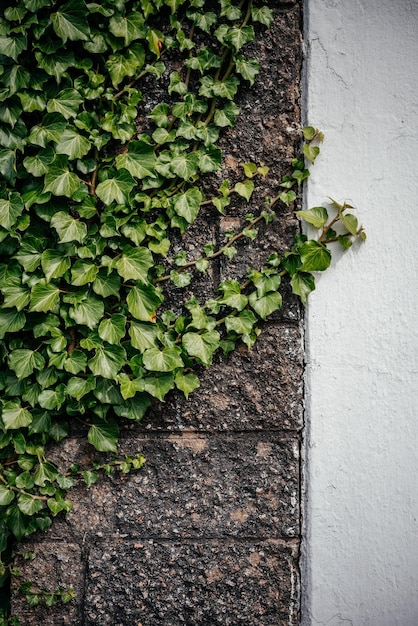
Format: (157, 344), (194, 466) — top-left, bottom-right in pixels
(0, 0), (365, 618)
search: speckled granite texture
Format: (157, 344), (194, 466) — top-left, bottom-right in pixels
(11, 2), (303, 623)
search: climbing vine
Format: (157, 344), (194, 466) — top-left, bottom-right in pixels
(0, 0), (365, 618)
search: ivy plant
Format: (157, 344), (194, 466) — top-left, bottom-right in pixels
(0, 0), (365, 617)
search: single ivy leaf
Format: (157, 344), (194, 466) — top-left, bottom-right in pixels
(109, 12), (146, 45)
(88, 421), (119, 453)
(28, 112), (67, 147)
(69, 297), (104, 330)
(50, 0), (90, 43)
(66, 375), (96, 401)
(3, 504), (27, 541)
(0, 148), (17, 185)
(8, 349), (45, 380)
(34, 49), (75, 83)
(129, 321), (161, 352)
(249, 291), (283, 320)
(0, 34), (28, 61)
(50, 211), (87, 243)
(2, 401), (32, 430)
(23, 147), (55, 177)
(225, 310), (257, 335)
(1, 285), (30, 311)
(300, 240), (332, 272)
(0, 192), (24, 230)
(114, 395), (151, 419)
(303, 143), (320, 163)
(30, 283), (61, 313)
(96, 169), (135, 205)
(173, 187), (203, 224)
(174, 371), (200, 399)
(295, 206), (329, 229)
(55, 127), (91, 160)
(170, 152), (199, 179)
(235, 55), (259, 85)
(127, 284), (163, 322)
(64, 350), (87, 375)
(142, 346), (184, 372)
(98, 314), (127, 345)
(234, 180), (254, 201)
(224, 25), (255, 51)
(105, 43), (145, 88)
(33, 460), (58, 486)
(143, 374), (174, 402)
(88, 344), (127, 379)
(251, 6), (274, 27)
(115, 141), (156, 179)
(92, 270), (121, 298)
(44, 158), (82, 198)
(115, 246), (154, 283)
(71, 260), (98, 286)
(290, 272), (316, 305)
(41, 249), (71, 281)
(117, 373), (144, 400)
(214, 101), (240, 127)
(182, 330), (220, 366)
(46, 88), (83, 119)
(17, 493), (43, 516)
(341, 213), (359, 236)
(0, 485), (15, 506)
(0, 309), (26, 339)
(38, 385), (66, 410)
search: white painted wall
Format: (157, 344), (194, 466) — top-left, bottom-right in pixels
(303, 1), (418, 625)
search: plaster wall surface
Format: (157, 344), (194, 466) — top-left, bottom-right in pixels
(303, 1), (418, 625)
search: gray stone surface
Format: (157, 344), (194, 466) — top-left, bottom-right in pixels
(44, 432), (299, 540)
(84, 539), (299, 626)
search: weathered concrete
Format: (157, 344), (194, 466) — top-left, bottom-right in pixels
(11, 2), (304, 623)
(303, 0), (418, 624)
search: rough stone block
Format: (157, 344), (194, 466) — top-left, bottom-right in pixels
(11, 542), (84, 625)
(84, 538), (300, 626)
(142, 323), (304, 431)
(44, 432), (300, 541)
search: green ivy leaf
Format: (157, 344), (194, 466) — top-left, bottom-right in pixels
(66, 375), (96, 401)
(290, 272), (316, 305)
(55, 127), (92, 160)
(295, 206), (329, 229)
(300, 240), (332, 271)
(129, 321), (161, 352)
(88, 344), (127, 379)
(234, 180), (254, 201)
(225, 309), (257, 335)
(142, 346), (184, 372)
(0, 485), (15, 506)
(173, 187), (203, 224)
(2, 401), (32, 430)
(30, 283), (61, 313)
(8, 349), (45, 380)
(50, 211), (87, 243)
(248, 290), (283, 320)
(115, 141), (156, 179)
(341, 213), (359, 236)
(109, 13), (146, 46)
(87, 422), (119, 452)
(0, 309), (26, 339)
(46, 88), (83, 119)
(174, 371), (200, 399)
(182, 330), (220, 366)
(43, 158), (82, 198)
(69, 296), (104, 329)
(115, 245), (154, 282)
(0, 193), (24, 230)
(126, 284), (163, 322)
(105, 44), (146, 88)
(98, 314), (127, 345)
(17, 494), (43, 516)
(50, 0), (90, 43)
(96, 169), (135, 205)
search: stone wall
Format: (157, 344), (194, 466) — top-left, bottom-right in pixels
(11, 3), (304, 624)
